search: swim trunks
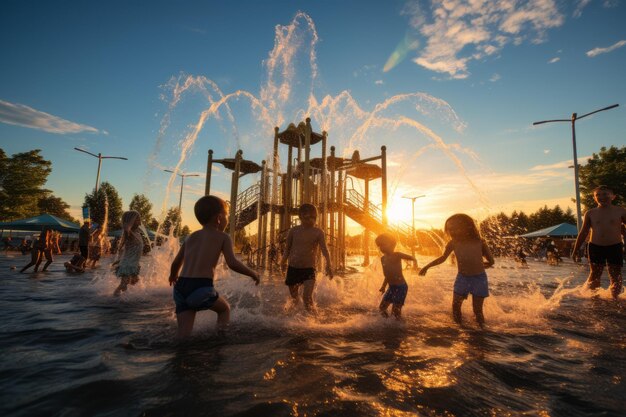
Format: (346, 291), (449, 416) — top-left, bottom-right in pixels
(173, 277), (219, 313)
(382, 282), (408, 306)
(285, 266), (316, 286)
(453, 271), (489, 298)
(588, 243), (624, 266)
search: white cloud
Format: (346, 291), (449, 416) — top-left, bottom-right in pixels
(544, 149), (550, 154)
(548, 56), (560, 63)
(375, 80), (384, 85)
(573, 0), (592, 18)
(489, 73), (501, 82)
(0, 99), (100, 134)
(586, 39), (626, 57)
(404, 0), (564, 79)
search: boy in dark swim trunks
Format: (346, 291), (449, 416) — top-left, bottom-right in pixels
(169, 196), (260, 338)
(572, 185), (626, 298)
(281, 203), (333, 312)
(375, 233), (417, 319)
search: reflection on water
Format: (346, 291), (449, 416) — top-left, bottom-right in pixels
(1, 251), (624, 416)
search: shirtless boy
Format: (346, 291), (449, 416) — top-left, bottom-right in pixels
(169, 196), (260, 338)
(376, 233), (417, 319)
(281, 203), (333, 311)
(572, 185), (626, 298)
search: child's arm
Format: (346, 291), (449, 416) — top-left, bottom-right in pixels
(318, 230), (334, 279)
(482, 241), (495, 268)
(169, 243), (185, 286)
(418, 242), (453, 276)
(396, 251), (418, 266)
(222, 235), (260, 285)
(571, 211), (591, 261)
(280, 229), (293, 270)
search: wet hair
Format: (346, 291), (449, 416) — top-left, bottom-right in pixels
(444, 213), (481, 242)
(593, 185), (614, 194)
(375, 233), (396, 249)
(298, 203), (317, 217)
(194, 195), (228, 225)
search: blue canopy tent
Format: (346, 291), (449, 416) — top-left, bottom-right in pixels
(0, 214), (81, 233)
(519, 223), (578, 238)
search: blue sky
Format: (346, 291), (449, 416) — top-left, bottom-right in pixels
(1, 0), (625, 231)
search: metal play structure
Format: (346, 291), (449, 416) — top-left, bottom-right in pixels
(205, 118), (414, 272)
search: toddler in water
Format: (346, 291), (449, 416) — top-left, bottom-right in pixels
(419, 213), (494, 327)
(281, 203), (333, 312)
(375, 233), (417, 319)
(169, 196), (260, 338)
(113, 211), (144, 296)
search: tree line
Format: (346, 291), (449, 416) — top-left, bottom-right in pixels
(0, 148), (191, 237)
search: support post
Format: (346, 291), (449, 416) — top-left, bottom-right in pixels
(363, 178), (370, 266)
(95, 154), (102, 194)
(381, 145), (388, 226)
(256, 160), (266, 267)
(229, 150), (242, 240)
(303, 118), (312, 202)
(205, 149), (213, 195)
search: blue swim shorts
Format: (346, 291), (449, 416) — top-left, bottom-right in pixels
(382, 283), (408, 306)
(173, 277), (219, 314)
(453, 272), (489, 298)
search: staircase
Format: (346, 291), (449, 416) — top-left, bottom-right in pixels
(344, 188), (414, 245)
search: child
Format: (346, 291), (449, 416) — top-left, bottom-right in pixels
(64, 253), (86, 273)
(169, 196), (260, 338)
(419, 213), (494, 327)
(113, 211), (144, 296)
(280, 203), (333, 312)
(375, 233), (417, 319)
(20, 228), (51, 273)
(89, 227), (103, 268)
(572, 185), (626, 298)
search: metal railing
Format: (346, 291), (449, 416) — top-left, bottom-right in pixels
(345, 188), (413, 239)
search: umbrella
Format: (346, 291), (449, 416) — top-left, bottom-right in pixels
(0, 214), (81, 233)
(518, 223), (578, 238)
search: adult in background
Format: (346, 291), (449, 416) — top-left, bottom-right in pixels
(79, 220), (91, 260)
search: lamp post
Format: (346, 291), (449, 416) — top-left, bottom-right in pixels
(164, 170), (200, 234)
(533, 104), (618, 231)
(402, 194), (425, 269)
(74, 148), (128, 194)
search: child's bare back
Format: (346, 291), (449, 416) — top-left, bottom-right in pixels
(179, 227), (231, 278)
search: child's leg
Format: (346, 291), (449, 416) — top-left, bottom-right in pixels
(586, 264), (604, 290)
(472, 296), (486, 326)
(379, 300), (390, 317)
(209, 297), (231, 332)
(288, 284), (300, 304)
(607, 264), (623, 299)
(42, 250), (53, 271)
(20, 251), (38, 273)
(176, 310), (197, 339)
(391, 304), (402, 319)
(302, 279), (316, 310)
(452, 294), (465, 324)
(113, 277), (130, 296)
(34, 251), (44, 272)
(129, 275), (139, 285)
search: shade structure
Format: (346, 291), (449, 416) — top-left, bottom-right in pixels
(0, 214), (81, 233)
(518, 223), (578, 238)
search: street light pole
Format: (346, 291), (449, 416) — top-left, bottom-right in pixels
(164, 170), (200, 235)
(74, 148), (128, 194)
(402, 194), (425, 269)
(533, 104), (619, 231)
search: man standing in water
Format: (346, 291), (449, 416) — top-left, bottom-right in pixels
(572, 185), (626, 298)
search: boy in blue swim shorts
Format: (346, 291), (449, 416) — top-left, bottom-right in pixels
(169, 196), (260, 338)
(376, 233), (417, 319)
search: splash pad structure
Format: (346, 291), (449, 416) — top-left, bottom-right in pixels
(205, 118), (415, 272)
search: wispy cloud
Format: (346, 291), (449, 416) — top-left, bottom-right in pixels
(586, 39), (626, 57)
(573, 0), (592, 18)
(530, 155), (591, 171)
(0, 99), (100, 134)
(548, 56), (560, 63)
(375, 80), (384, 85)
(403, 0), (564, 79)
(489, 73), (501, 82)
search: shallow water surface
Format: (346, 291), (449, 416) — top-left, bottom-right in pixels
(0, 251), (624, 417)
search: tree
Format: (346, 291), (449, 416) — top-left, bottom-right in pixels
(180, 225), (191, 240)
(37, 195), (78, 223)
(0, 149), (51, 220)
(129, 194), (154, 227)
(578, 146), (626, 208)
(84, 182), (123, 231)
(161, 207), (181, 236)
